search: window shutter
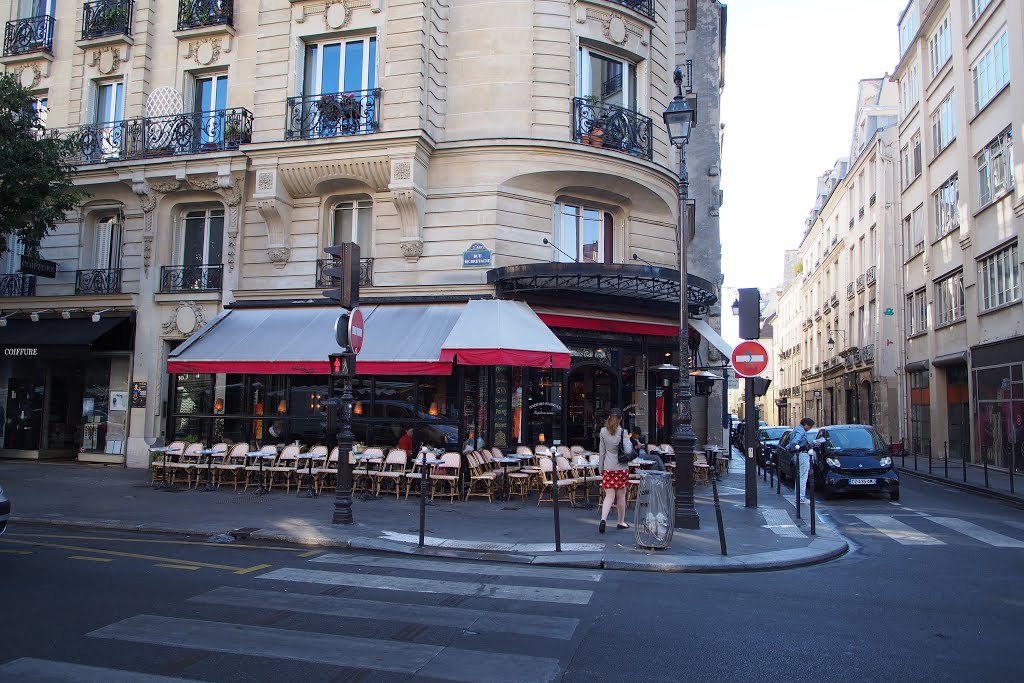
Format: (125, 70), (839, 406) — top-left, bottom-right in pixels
(94, 218), (113, 270)
(603, 212), (613, 264)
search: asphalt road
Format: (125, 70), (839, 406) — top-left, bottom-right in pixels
(0, 474), (1020, 682)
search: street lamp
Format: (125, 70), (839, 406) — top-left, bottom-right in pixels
(826, 329), (848, 352)
(663, 65), (699, 530)
(731, 299), (740, 317)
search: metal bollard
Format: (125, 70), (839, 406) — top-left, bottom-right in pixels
(983, 455), (989, 488)
(795, 452), (802, 521)
(710, 467), (727, 555)
(769, 455), (775, 489)
(418, 453), (430, 547)
(552, 465), (562, 553)
(928, 449), (933, 474)
(776, 454), (782, 495)
(962, 448), (968, 483)
(808, 461), (816, 536)
(944, 441), (949, 479)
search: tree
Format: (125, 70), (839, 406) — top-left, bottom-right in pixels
(0, 73), (86, 255)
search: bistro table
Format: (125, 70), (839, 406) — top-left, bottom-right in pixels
(247, 451), (276, 495)
(196, 448), (220, 491)
(149, 446), (176, 490)
(630, 458), (656, 468)
(354, 454), (382, 501)
(491, 456), (520, 501)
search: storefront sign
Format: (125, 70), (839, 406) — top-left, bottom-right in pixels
(462, 242), (492, 268)
(493, 366), (510, 448)
(20, 255), (57, 278)
(569, 346), (610, 362)
(529, 401), (560, 415)
(4, 348), (38, 356)
(131, 382), (147, 408)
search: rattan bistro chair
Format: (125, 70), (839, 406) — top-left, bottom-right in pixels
(431, 452), (462, 503)
(150, 441), (185, 485)
(371, 448), (408, 498)
(295, 445), (328, 494)
(168, 442), (204, 488)
(215, 443), (249, 489)
(313, 447), (340, 494)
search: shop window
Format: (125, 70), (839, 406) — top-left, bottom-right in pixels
(909, 371), (931, 457)
(555, 203), (612, 264)
(974, 363), (1022, 471)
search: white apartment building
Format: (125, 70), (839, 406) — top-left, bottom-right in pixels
(775, 78), (902, 442)
(0, 0), (728, 467)
(893, 0), (1022, 473)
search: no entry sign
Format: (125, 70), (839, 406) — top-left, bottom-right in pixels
(348, 307), (365, 355)
(731, 340), (768, 377)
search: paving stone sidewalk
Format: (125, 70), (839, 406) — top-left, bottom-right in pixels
(0, 451), (847, 572)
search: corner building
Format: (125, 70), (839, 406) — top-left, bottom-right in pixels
(0, 0), (728, 467)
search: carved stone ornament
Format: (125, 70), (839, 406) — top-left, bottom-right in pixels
(17, 63), (41, 89)
(267, 246), (291, 266)
(587, 9), (645, 46)
(325, 1), (350, 29)
(400, 239), (424, 260)
(605, 15), (628, 45)
(186, 38), (222, 66)
(89, 46), (124, 75)
(162, 301), (207, 338)
(256, 169), (275, 194)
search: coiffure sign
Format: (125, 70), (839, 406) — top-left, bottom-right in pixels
(4, 348), (38, 356)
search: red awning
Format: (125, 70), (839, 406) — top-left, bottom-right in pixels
(440, 300), (571, 369)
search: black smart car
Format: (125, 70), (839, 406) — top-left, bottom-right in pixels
(812, 424), (900, 501)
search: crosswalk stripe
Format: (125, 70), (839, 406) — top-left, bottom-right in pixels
(90, 615), (561, 683)
(760, 508), (806, 538)
(190, 586), (580, 640)
(927, 517), (1024, 548)
(855, 515), (945, 545)
(0, 657), (199, 682)
(258, 567), (594, 604)
(1003, 520), (1024, 533)
(311, 553), (603, 582)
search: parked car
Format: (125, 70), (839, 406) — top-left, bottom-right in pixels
(775, 424), (899, 501)
(757, 426), (791, 468)
(0, 480), (9, 535)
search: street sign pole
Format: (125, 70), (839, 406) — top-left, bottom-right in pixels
(732, 340), (768, 509)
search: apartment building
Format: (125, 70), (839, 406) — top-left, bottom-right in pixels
(893, 0), (1022, 472)
(0, 0), (728, 467)
(775, 78), (902, 442)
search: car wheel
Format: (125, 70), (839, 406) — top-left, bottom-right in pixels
(889, 490), (900, 502)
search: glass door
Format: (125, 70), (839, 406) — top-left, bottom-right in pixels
(304, 37), (377, 136)
(96, 81), (124, 158)
(195, 74), (228, 146)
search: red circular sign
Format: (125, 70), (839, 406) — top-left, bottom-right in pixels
(348, 308), (365, 355)
(731, 340), (768, 377)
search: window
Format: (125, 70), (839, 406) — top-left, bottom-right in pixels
(556, 203), (612, 264)
(578, 47), (637, 112)
(928, 14), (951, 80)
(900, 64), (920, 118)
(931, 92), (956, 156)
(972, 30), (1009, 114)
(179, 208), (224, 266)
(331, 199), (372, 252)
(899, 9), (918, 57)
(857, 306), (865, 346)
(868, 299), (877, 340)
(911, 204), (924, 256)
(971, 0), (993, 23)
(906, 288), (928, 335)
(93, 214), (123, 270)
(933, 174), (959, 238)
(869, 227), (877, 262)
(935, 271), (965, 325)
(95, 81), (124, 157)
(911, 132), (922, 177)
(909, 371), (931, 456)
(977, 128), (1014, 207)
(32, 95), (47, 128)
(195, 74), (228, 146)
(305, 37), (377, 98)
(1, 235), (25, 275)
(19, 0), (55, 18)
(978, 243), (1020, 311)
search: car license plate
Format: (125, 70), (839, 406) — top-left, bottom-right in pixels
(849, 478), (877, 485)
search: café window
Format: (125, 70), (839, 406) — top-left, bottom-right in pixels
(555, 202), (613, 264)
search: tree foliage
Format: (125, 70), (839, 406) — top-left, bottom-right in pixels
(0, 73), (86, 255)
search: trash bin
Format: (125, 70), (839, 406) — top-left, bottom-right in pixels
(634, 470), (674, 548)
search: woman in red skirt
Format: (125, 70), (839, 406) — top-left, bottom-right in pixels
(598, 408), (632, 533)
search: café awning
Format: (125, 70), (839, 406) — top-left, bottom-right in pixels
(440, 300), (571, 369)
(167, 304), (464, 376)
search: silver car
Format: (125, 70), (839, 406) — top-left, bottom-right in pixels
(0, 481), (9, 535)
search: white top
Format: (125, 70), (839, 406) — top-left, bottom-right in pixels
(598, 426), (631, 473)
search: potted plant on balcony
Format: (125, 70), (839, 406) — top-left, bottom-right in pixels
(580, 96), (607, 147)
(318, 94), (343, 125)
(224, 118), (244, 147)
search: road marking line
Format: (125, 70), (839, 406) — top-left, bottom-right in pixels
(855, 514), (945, 545)
(191, 586), (580, 640)
(234, 563), (272, 575)
(0, 549), (32, 555)
(259, 567), (594, 605)
(297, 550), (321, 558)
(1003, 520), (1024, 532)
(2, 532), (303, 552)
(0, 538), (252, 572)
(311, 553), (603, 582)
(928, 517), (1024, 548)
(154, 563), (202, 570)
(0, 657), (200, 682)
(90, 615), (562, 682)
(760, 508), (806, 538)
(70, 555), (113, 562)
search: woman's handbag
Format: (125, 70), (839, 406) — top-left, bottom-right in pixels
(616, 429), (632, 464)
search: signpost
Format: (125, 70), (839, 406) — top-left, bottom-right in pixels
(731, 340), (768, 377)
(732, 340), (768, 508)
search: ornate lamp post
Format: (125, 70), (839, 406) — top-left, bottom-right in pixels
(663, 66), (700, 529)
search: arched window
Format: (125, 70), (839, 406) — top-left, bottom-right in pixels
(555, 202), (612, 264)
(331, 199), (372, 253)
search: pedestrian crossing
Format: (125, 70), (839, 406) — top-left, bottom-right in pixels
(0, 552), (600, 682)
(851, 513), (1024, 548)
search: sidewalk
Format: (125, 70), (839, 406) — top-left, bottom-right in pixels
(897, 454), (1024, 507)
(0, 450), (847, 573)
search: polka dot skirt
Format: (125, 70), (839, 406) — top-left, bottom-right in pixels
(601, 469), (629, 490)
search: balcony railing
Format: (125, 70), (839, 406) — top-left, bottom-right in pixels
(160, 264), (223, 292)
(856, 274), (865, 292)
(315, 257), (373, 289)
(830, 292), (839, 307)
(177, 0), (233, 30)
(285, 89), (381, 140)
(822, 299), (831, 313)
(866, 265), (877, 286)
(82, 1), (133, 40)
(0, 273), (35, 297)
(862, 344), (875, 362)
(848, 218), (854, 228)
(76, 268), (123, 295)
(3, 15), (55, 56)
(869, 192), (877, 206)
(813, 308), (822, 320)
(847, 282), (855, 299)
(571, 97), (653, 161)
(608, 0), (655, 20)
(858, 207), (865, 220)
(58, 107), (252, 164)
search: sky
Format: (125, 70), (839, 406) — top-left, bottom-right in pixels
(718, 0), (907, 344)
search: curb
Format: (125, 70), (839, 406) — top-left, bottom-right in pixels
(897, 468), (1024, 508)
(9, 514), (848, 573)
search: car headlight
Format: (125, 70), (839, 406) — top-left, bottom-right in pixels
(879, 456), (892, 467)
(825, 457), (842, 468)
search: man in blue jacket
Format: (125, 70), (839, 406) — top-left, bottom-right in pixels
(788, 417), (816, 499)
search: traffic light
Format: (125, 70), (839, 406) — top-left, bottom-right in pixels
(750, 376), (771, 397)
(329, 352), (356, 379)
(737, 287), (761, 340)
(322, 242), (361, 309)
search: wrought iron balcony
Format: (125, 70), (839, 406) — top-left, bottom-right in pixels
(571, 97), (653, 161)
(0, 273), (34, 297)
(814, 308), (822, 320)
(823, 299), (831, 313)
(793, 386), (801, 396)
(847, 282), (855, 299)
(76, 268), (122, 295)
(869, 192), (877, 206)
(848, 218), (854, 228)
(4, 15), (55, 56)
(315, 257), (373, 289)
(608, 0), (654, 20)
(856, 274), (866, 291)
(862, 344), (875, 362)
(160, 264), (223, 293)
(82, 1), (133, 40)
(58, 107), (252, 164)
(177, 0), (233, 30)
(285, 90), (381, 140)
(830, 292), (839, 307)
(866, 265), (877, 286)
(858, 207), (865, 219)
